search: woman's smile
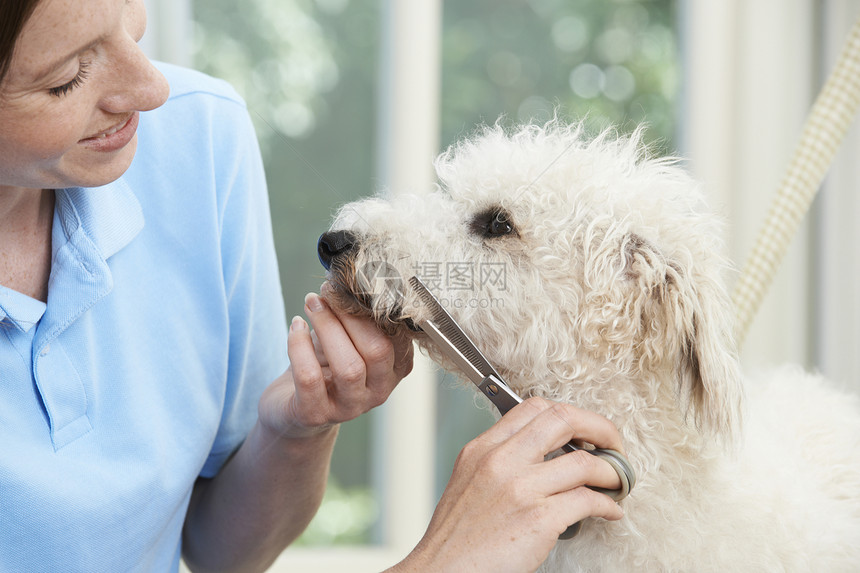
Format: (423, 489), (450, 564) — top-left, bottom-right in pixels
(79, 111), (138, 152)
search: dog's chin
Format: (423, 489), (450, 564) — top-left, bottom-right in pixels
(323, 276), (421, 337)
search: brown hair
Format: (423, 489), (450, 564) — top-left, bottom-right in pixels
(0, 0), (43, 86)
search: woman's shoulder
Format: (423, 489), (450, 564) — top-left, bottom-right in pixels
(141, 62), (253, 140)
(153, 61), (246, 108)
(133, 62), (258, 170)
(127, 63), (264, 216)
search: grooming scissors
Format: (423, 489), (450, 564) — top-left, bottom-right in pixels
(408, 275), (635, 539)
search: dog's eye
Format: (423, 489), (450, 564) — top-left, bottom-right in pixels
(470, 208), (518, 238)
(489, 212), (513, 235)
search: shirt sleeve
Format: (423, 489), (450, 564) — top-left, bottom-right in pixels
(199, 93), (289, 478)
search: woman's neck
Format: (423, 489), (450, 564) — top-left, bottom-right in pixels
(0, 186), (55, 302)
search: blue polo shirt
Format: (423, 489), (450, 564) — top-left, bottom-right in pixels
(0, 63), (289, 571)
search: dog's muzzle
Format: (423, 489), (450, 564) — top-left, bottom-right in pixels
(318, 230), (359, 270)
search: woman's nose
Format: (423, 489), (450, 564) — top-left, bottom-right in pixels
(99, 42), (170, 114)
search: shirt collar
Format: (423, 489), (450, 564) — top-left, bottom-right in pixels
(0, 287), (46, 333)
(0, 177), (144, 333)
(57, 176), (145, 260)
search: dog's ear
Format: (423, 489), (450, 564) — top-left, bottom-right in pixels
(624, 233), (743, 442)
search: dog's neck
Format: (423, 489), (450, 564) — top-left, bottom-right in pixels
(511, 366), (722, 473)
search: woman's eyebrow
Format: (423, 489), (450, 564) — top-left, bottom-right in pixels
(31, 34), (106, 83)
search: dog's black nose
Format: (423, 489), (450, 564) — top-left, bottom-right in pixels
(318, 230), (359, 270)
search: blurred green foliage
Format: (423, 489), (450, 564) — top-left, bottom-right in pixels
(192, 0), (677, 547)
(291, 478), (379, 546)
(441, 0), (679, 147)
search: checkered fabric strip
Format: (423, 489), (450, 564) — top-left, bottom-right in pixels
(733, 16), (860, 346)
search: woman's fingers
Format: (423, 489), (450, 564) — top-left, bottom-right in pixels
(286, 288), (413, 428)
(283, 315), (334, 429)
(322, 306), (397, 394)
(320, 282), (414, 395)
(475, 397), (625, 493)
(310, 330), (327, 366)
(286, 317), (323, 396)
(302, 293), (370, 411)
(541, 401), (625, 455)
(549, 483), (625, 528)
(536, 449), (622, 493)
(483, 397), (625, 457)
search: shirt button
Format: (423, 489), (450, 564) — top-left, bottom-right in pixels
(40, 344), (51, 356)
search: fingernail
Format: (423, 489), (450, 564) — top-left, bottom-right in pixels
(304, 293), (325, 313)
(290, 316), (307, 332)
(616, 503), (625, 516)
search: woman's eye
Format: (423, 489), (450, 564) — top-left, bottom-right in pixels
(48, 61), (90, 97)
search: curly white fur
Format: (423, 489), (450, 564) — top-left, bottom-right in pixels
(322, 121), (860, 572)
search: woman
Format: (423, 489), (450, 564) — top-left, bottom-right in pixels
(0, 1), (625, 571)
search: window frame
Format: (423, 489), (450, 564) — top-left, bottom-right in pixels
(813, 1), (860, 389)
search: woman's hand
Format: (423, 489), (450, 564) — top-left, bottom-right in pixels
(390, 397), (626, 573)
(258, 283), (414, 439)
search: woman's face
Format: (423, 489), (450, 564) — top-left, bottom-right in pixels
(0, 0), (170, 190)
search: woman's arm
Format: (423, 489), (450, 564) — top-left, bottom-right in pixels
(182, 289), (414, 573)
(182, 415), (338, 573)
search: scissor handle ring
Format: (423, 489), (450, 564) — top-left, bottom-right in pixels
(558, 447), (636, 539)
(588, 448), (635, 501)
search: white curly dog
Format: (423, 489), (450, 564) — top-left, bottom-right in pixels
(318, 121), (860, 572)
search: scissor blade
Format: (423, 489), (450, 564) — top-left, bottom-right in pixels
(416, 318), (486, 386)
(408, 276), (503, 382)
